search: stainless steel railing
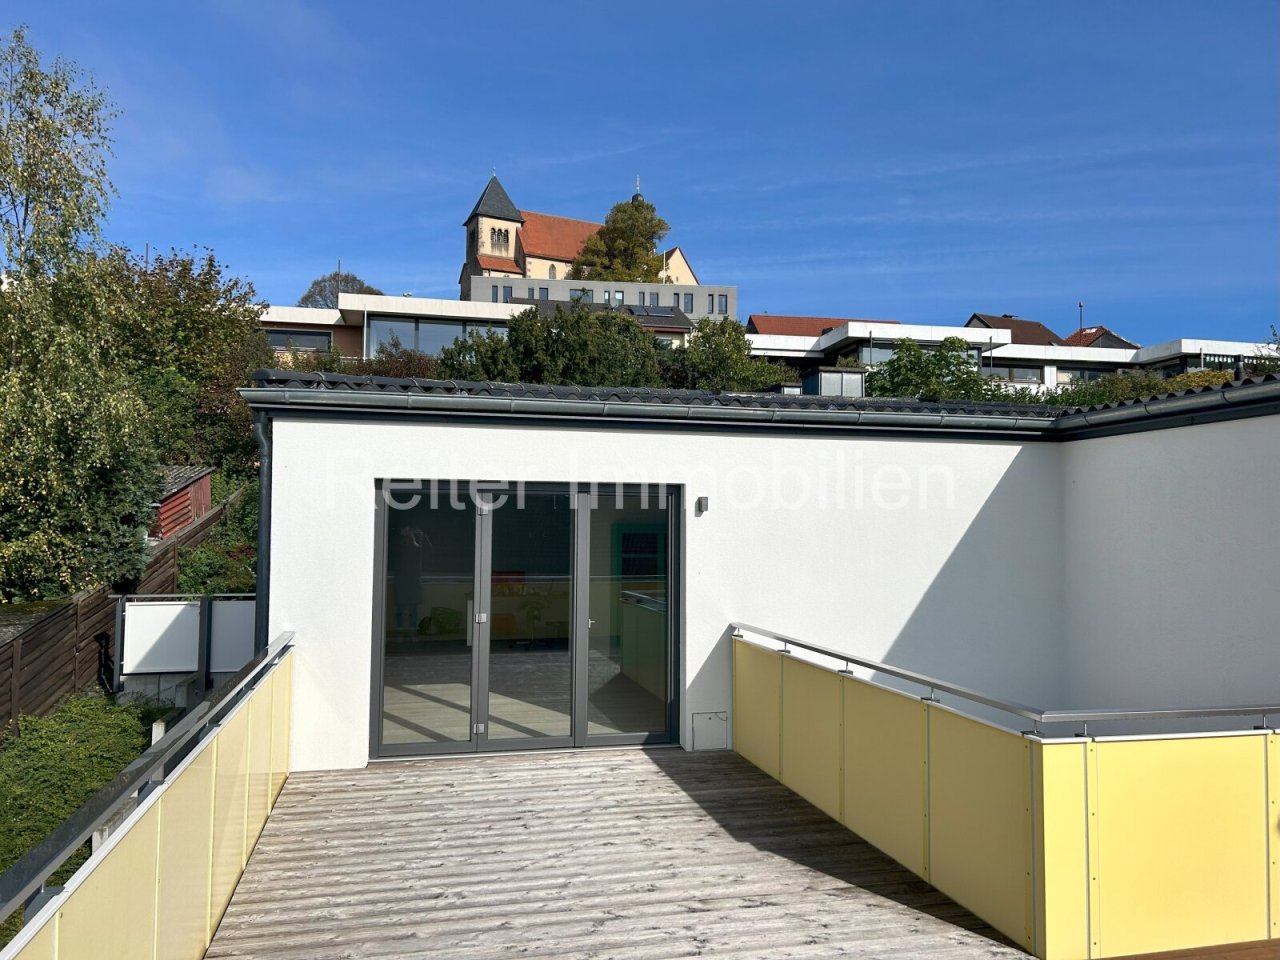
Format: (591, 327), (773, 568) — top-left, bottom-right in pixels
(0, 633), (293, 928)
(731, 621), (1280, 733)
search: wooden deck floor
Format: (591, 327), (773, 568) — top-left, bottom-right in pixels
(206, 749), (1029, 960)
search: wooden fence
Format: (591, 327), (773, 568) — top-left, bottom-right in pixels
(0, 490), (246, 726)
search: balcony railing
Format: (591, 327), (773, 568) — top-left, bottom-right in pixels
(0, 635), (294, 960)
(731, 622), (1280, 960)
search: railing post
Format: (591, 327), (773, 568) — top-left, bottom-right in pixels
(198, 595), (213, 696)
(112, 597), (126, 695)
(9, 634), (22, 726)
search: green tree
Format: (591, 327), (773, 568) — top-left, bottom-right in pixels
(95, 247), (271, 474)
(684, 316), (783, 392)
(866, 337), (997, 402)
(0, 268), (161, 601)
(567, 194), (669, 282)
(440, 303), (662, 387)
(297, 270), (383, 308)
(0, 26), (115, 273)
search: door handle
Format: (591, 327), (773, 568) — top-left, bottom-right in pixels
(588, 619), (595, 627)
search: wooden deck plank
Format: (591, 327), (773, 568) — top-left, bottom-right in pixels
(206, 749), (1028, 960)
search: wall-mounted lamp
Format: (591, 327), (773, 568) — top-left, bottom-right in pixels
(695, 496), (709, 516)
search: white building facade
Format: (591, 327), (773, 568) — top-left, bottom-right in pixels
(243, 372), (1280, 772)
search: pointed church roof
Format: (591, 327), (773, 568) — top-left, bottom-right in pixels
(465, 176), (524, 225)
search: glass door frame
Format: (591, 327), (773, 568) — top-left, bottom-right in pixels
(370, 480), (681, 759)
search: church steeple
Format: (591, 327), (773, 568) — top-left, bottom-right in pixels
(464, 175), (524, 225)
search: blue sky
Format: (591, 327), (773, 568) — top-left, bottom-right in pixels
(14, 1), (1279, 344)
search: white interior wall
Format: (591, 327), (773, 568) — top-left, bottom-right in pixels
(1062, 414), (1280, 710)
(268, 418), (1066, 771)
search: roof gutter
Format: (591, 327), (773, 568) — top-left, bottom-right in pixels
(1053, 377), (1280, 439)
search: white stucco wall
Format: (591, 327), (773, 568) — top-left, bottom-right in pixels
(267, 418), (1067, 771)
(1062, 414), (1280, 711)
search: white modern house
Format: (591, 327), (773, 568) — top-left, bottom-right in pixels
(747, 312), (1277, 396)
(239, 370), (1279, 771)
(4, 372), (1279, 960)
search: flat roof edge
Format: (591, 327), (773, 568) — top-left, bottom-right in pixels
(238, 386), (1060, 436)
(240, 372), (1280, 441)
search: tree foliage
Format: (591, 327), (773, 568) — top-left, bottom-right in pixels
(866, 337), (998, 402)
(0, 26), (115, 273)
(567, 194), (669, 282)
(438, 307), (782, 393)
(684, 317), (783, 392)
(297, 270), (383, 308)
(440, 303), (662, 387)
(94, 247), (271, 474)
(0, 268), (161, 601)
(864, 337), (1243, 407)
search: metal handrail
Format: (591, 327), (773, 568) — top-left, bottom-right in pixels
(731, 622), (1280, 730)
(0, 632), (293, 925)
(108, 593), (256, 600)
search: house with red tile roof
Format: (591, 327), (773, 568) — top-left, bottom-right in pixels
(1061, 324), (1140, 349)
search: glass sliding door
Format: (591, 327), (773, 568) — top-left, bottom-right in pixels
(378, 490), (479, 753)
(374, 482), (676, 757)
(485, 491), (574, 744)
(582, 492), (671, 740)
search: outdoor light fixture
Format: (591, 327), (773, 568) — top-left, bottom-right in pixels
(695, 496), (709, 516)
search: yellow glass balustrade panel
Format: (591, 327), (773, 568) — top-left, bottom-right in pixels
(246, 683), (274, 855)
(1270, 733), (1279, 942)
(1032, 739), (1090, 960)
(841, 678), (928, 878)
(7, 912), (55, 960)
(154, 745), (217, 960)
(269, 654), (294, 800)
(780, 656), (843, 821)
(209, 704), (251, 931)
(732, 639), (782, 779)
(1092, 733), (1271, 957)
(928, 706), (1033, 952)
(56, 805), (160, 960)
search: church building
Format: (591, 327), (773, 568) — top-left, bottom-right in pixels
(458, 176), (700, 301)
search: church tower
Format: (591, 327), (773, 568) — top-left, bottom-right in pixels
(460, 175), (524, 298)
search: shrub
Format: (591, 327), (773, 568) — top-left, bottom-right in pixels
(0, 692), (168, 944)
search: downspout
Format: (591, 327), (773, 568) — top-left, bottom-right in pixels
(252, 410), (273, 655)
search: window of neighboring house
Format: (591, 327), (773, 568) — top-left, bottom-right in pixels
(683, 293), (694, 313)
(527, 287), (535, 299)
(649, 292), (658, 307)
(1057, 367), (1108, 385)
(718, 294), (728, 314)
(539, 287), (549, 300)
(367, 316), (416, 354)
(708, 293), (715, 314)
(266, 329), (332, 352)
(570, 288), (593, 304)
(502, 285), (513, 303)
(856, 344), (897, 365)
(614, 290), (624, 306)
(369, 315), (490, 357)
(984, 365), (1042, 383)
(491, 285), (499, 303)
(673, 292), (680, 308)
(548, 264), (557, 280)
